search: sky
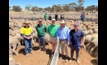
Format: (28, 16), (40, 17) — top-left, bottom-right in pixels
(9, 0), (98, 10)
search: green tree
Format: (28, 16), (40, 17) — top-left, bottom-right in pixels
(12, 6), (22, 12)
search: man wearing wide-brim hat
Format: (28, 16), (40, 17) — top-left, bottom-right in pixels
(56, 20), (70, 61)
(20, 20), (33, 55)
(35, 19), (47, 51)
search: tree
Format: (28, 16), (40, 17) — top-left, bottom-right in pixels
(31, 6), (38, 12)
(44, 7), (52, 12)
(96, 6), (98, 11)
(77, 0), (85, 11)
(25, 4), (32, 11)
(12, 6), (22, 12)
(63, 4), (70, 11)
(68, 3), (78, 11)
(85, 5), (97, 11)
(9, 6), (11, 10)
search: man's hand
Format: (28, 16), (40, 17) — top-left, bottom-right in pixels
(24, 36), (31, 39)
(80, 43), (84, 46)
(57, 39), (59, 43)
(68, 42), (72, 46)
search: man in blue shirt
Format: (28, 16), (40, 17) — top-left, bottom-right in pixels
(69, 22), (85, 63)
(80, 13), (86, 22)
(57, 20), (70, 61)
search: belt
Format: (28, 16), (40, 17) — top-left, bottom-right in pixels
(59, 39), (67, 41)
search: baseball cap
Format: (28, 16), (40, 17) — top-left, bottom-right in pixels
(74, 22), (79, 26)
(52, 19), (55, 21)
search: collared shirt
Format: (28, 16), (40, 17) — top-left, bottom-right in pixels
(44, 13), (47, 19)
(36, 24), (47, 37)
(48, 24), (59, 37)
(20, 26), (33, 36)
(69, 29), (84, 47)
(57, 26), (70, 42)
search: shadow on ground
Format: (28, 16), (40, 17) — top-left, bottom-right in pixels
(45, 49), (52, 65)
(18, 48), (24, 55)
(18, 46), (40, 55)
(91, 59), (98, 65)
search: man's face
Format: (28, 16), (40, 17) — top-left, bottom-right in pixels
(51, 21), (55, 25)
(38, 21), (42, 25)
(24, 23), (29, 27)
(74, 25), (78, 29)
(60, 23), (65, 28)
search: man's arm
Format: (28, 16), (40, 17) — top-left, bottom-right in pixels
(47, 26), (50, 34)
(44, 25), (48, 33)
(56, 28), (60, 43)
(67, 28), (70, 43)
(68, 29), (72, 45)
(20, 28), (25, 38)
(80, 31), (85, 46)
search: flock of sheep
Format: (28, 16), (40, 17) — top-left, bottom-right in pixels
(9, 13), (98, 65)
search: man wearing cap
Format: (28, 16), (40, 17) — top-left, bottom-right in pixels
(20, 21), (33, 55)
(69, 22), (85, 63)
(57, 20), (70, 61)
(35, 19), (47, 51)
(48, 19), (59, 55)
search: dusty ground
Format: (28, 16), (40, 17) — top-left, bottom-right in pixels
(13, 42), (97, 65)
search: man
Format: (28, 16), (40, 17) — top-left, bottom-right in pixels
(36, 19), (47, 51)
(69, 22), (85, 63)
(48, 19), (59, 55)
(80, 13), (86, 22)
(57, 20), (70, 61)
(60, 15), (64, 21)
(20, 21), (33, 55)
(48, 14), (52, 21)
(55, 13), (58, 21)
(44, 13), (47, 21)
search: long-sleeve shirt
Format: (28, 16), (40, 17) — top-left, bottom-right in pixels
(57, 26), (70, 43)
(36, 24), (47, 37)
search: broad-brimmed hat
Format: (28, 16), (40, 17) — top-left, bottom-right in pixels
(60, 20), (66, 24)
(23, 21), (30, 24)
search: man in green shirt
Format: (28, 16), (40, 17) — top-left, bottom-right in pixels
(36, 19), (47, 51)
(48, 19), (59, 55)
(44, 13), (47, 21)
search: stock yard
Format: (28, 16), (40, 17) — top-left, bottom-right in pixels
(9, 11), (98, 65)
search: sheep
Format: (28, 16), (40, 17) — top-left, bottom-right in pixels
(9, 36), (21, 55)
(86, 38), (98, 57)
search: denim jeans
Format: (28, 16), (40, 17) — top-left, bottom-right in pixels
(38, 36), (45, 49)
(24, 39), (32, 54)
(71, 45), (80, 60)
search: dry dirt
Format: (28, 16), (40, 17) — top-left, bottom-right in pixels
(13, 42), (97, 65)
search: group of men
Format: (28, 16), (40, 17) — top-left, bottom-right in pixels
(20, 18), (85, 63)
(44, 13), (64, 21)
(44, 13), (86, 22)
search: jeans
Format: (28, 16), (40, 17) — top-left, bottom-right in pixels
(24, 39), (32, 54)
(71, 45), (80, 60)
(38, 36), (45, 49)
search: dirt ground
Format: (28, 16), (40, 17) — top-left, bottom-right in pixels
(13, 42), (97, 65)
